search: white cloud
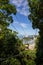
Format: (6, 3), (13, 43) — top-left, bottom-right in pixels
(20, 23), (27, 28)
(10, 0), (29, 16)
(14, 21), (28, 28)
(11, 0), (23, 7)
(22, 0), (28, 7)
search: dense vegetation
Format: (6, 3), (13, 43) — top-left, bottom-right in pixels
(0, 0), (36, 65)
(28, 0), (43, 65)
(1, 0), (43, 65)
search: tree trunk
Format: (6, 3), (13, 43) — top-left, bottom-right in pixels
(35, 30), (43, 65)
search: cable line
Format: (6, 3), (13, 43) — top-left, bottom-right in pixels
(15, 16), (27, 37)
(11, 23), (18, 32)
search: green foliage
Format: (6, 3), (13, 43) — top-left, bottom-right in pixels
(28, 0), (43, 65)
(28, 0), (43, 29)
(0, 0), (16, 29)
(0, 28), (23, 65)
(16, 49), (36, 65)
(1, 58), (21, 65)
(35, 32), (43, 65)
(0, 0), (37, 65)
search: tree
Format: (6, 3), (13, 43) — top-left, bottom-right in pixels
(0, 28), (23, 65)
(0, 1), (30, 65)
(0, 0), (16, 30)
(0, 0), (20, 65)
(28, 0), (43, 65)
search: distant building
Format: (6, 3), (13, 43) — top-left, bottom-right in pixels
(23, 35), (35, 44)
(23, 37), (37, 50)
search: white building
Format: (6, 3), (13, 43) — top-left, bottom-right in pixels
(23, 37), (36, 50)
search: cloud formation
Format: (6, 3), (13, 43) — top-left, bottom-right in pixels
(20, 23), (27, 28)
(10, 0), (29, 16)
(14, 21), (28, 28)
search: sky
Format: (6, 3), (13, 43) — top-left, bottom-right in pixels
(9, 0), (39, 37)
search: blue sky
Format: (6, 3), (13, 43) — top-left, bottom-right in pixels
(9, 0), (39, 36)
